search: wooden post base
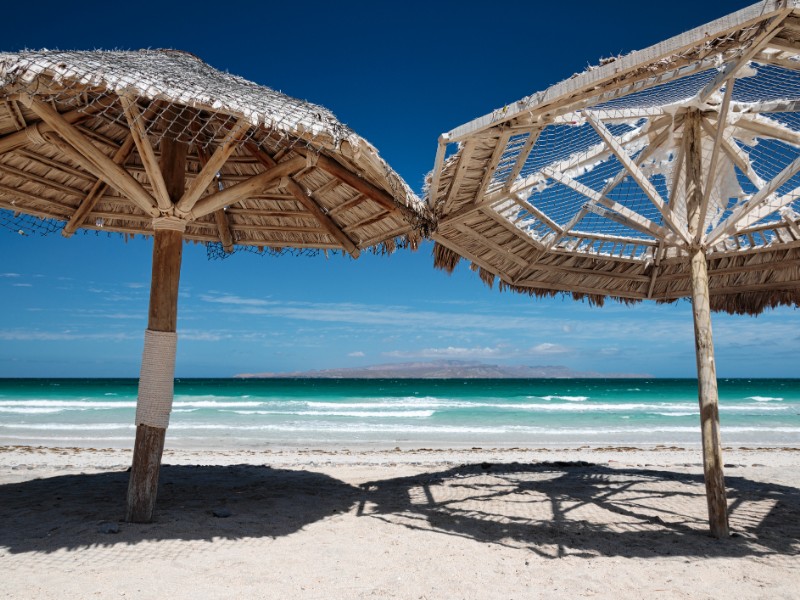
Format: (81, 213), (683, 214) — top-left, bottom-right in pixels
(126, 424), (167, 522)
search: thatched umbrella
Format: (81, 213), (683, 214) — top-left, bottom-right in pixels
(428, 0), (800, 537)
(0, 49), (429, 522)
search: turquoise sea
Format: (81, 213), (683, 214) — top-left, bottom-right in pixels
(0, 378), (798, 449)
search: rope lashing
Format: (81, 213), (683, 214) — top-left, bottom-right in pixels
(135, 329), (177, 428)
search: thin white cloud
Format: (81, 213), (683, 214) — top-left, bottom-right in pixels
(347, 351), (365, 357)
(179, 329), (232, 342)
(201, 294), (272, 307)
(1, 273), (20, 278)
(0, 330), (137, 341)
(11, 283), (32, 287)
(384, 346), (503, 359)
(530, 342), (569, 354)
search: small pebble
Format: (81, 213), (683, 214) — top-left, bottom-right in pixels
(97, 522), (120, 534)
(212, 507), (232, 518)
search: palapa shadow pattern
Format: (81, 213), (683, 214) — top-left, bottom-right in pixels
(1, 462), (798, 559)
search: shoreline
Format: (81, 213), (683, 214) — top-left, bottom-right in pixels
(2, 442), (798, 473)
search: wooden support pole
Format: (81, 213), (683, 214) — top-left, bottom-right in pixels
(126, 136), (186, 523)
(685, 110), (729, 538)
(689, 249), (729, 538)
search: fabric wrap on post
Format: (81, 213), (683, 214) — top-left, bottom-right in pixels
(135, 329), (178, 428)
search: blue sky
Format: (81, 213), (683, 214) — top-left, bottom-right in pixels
(1, 0), (798, 378)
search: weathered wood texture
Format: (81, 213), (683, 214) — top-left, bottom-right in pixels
(686, 112), (729, 538)
(126, 137), (186, 523)
(689, 249), (730, 538)
(125, 423), (168, 522)
(0, 51), (428, 255)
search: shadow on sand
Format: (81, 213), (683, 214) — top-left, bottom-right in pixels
(1, 461), (798, 559)
(0, 464), (360, 554)
(358, 461), (800, 559)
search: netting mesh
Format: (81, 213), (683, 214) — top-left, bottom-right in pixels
(0, 210), (63, 236)
(0, 50), (425, 256)
(477, 55), (800, 259)
(0, 51), (353, 154)
(0, 208), (417, 259)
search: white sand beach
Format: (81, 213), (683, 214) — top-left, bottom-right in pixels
(2, 445), (799, 599)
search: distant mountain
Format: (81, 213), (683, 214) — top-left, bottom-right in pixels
(234, 360), (648, 379)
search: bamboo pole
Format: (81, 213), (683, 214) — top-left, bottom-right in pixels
(126, 136), (187, 523)
(685, 110), (729, 538)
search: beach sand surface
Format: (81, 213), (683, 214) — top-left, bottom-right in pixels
(1, 445), (799, 599)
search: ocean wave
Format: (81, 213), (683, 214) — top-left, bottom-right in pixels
(173, 400), (263, 408)
(226, 410), (435, 418)
(747, 396), (784, 402)
(0, 407), (66, 414)
(655, 412), (698, 417)
(0, 400), (136, 409)
(540, 395), (589, 402)
(161, 423), (800, 435)
(0, 423), (133, 430)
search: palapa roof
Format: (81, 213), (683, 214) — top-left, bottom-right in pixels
(0, 50), (429, 256)
(429, 0), (800, 314)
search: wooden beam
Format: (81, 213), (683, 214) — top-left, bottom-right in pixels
(246, 144), (360, 257)
(733, 114), (800, 147)
(443, 138), (478, 205)
(25, 97), (160, 217)
(481, 205), (545, 250)
(696, 82), (734, 243)
(476, 130), (512, 199)
(15, 148), (95, 182)
(766, 36), (800, 55)
(176, 118), (250, 213)
(428, 136), (448, 208)
(450, 223), (529, 269)
(119, 96), (171, 211)
(184, 155), (305, 220)
(646, 243), (665, 298)
(296, 149), (411, 219)
(520, 259), (651, 283)
(706, 152), (800, 245)
(0, 98), (112, 156)
(507, 119), (653, 198)
(502, 128), (542, 192)
(685, 111), (705, 239)
(700, 118), (766, 189)
(753, 51), (800, 73)
(543, 167), (674, 242)
(586, 111), (691, 244)
(4, 99), (27, 130)
(505, 193), (563, 234)
(62, 133), (138, 237)
(0, 163), (85, 198)
(430, 233), (508, 284)
(195, 146), (235, 253)
(444, 0), (786, 142)
(695, 16), (786, 103)
(0, 183), (74, 213)
(513, 275), (648, 300)
(546, 119), (680, 251)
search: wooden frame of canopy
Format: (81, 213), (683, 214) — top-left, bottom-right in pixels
(0, 50), (428, 522)
(428, 0), (800, 538)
